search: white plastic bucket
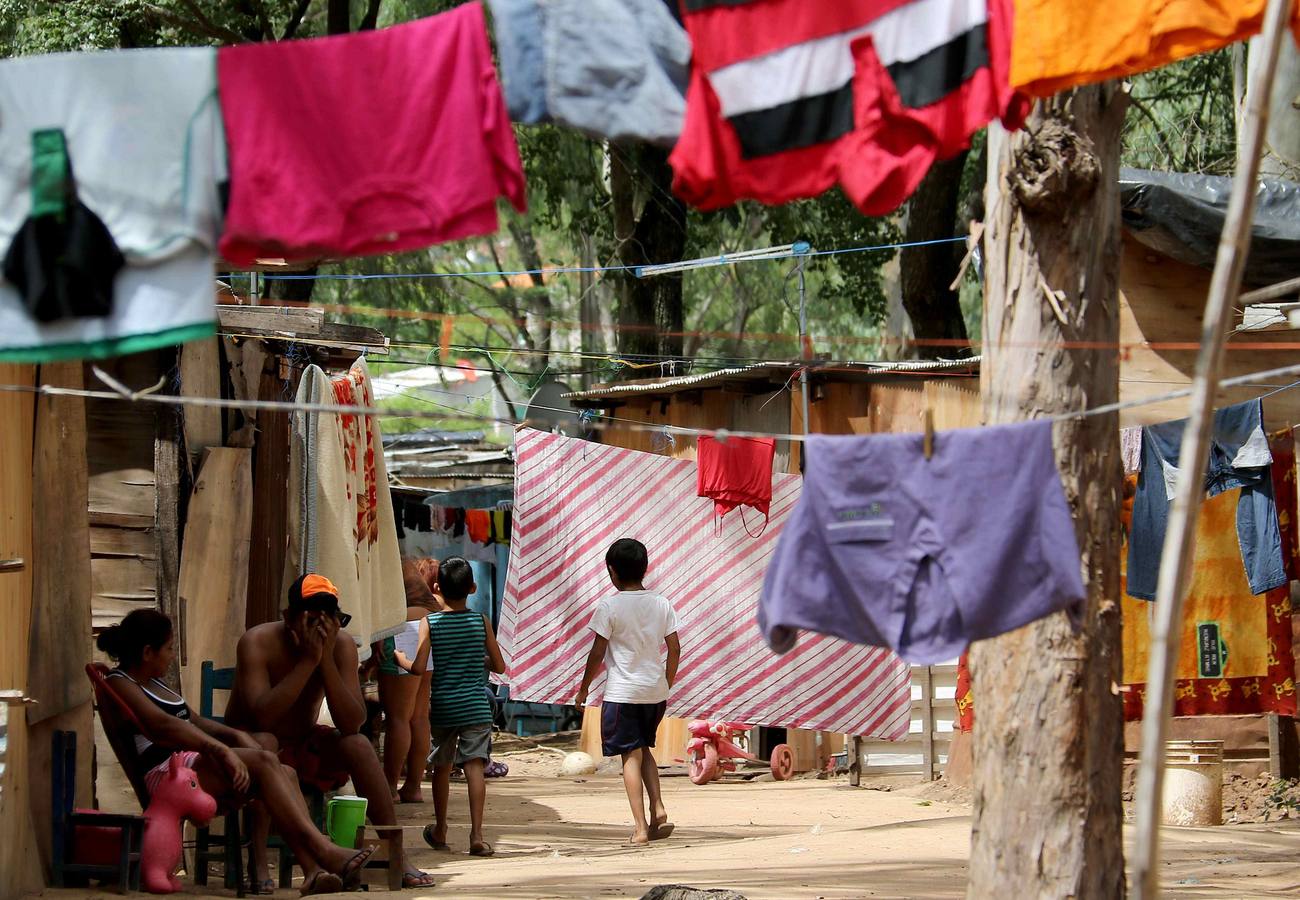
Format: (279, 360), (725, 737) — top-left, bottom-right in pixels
(1161, 740), (1224, 826)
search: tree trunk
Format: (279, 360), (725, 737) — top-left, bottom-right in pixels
(969, 85), (1127, 899)
(1250, 36), (1300, 178)
(899, 154), (971, 358)
(610, 143), (687, 370)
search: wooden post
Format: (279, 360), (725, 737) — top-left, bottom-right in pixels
(849, 735), (862, 786)
(970, 84), (1127, 897)
(920, 666), (936, 782)
(0, 363), (45, 899)
(1132, 3), (1292, 895)
(155, 389), (183, 691)
(246, 357), (293, 627)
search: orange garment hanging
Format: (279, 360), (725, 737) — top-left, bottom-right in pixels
(1011, 0), (1300, 98)
(465, 509), (491, 545)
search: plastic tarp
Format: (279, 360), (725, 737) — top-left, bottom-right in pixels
(423, 484), (513, 509)
(1120, 167), (1300, 288)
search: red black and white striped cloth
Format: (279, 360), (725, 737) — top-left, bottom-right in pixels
(670, 0), (1029, 215)
(499, 429), (912, 739)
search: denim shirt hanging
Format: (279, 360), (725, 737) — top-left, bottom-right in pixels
(1126, 398), (1286, 600)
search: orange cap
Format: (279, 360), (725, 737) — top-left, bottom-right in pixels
(300, 573), (338, 600)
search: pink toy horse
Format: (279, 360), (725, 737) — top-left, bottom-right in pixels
(141, 753), (218, 893)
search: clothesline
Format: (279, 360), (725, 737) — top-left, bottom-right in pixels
(245, 297), (1300, 355)
(4, 362), (1300, 445)
(222, 236), (968, 282)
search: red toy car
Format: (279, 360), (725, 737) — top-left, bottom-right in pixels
(685, 719), (794, 785)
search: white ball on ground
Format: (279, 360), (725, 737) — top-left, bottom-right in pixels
(561, 751), (597, 776)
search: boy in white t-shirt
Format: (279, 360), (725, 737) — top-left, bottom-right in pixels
(576, 538), (681, 845)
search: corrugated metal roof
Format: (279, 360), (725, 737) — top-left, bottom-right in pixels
(563, 357), (980, 401)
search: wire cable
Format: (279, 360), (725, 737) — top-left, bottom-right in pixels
(3, 361), (1299, 444)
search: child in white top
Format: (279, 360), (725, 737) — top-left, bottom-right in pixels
(576, 538), (680, 845)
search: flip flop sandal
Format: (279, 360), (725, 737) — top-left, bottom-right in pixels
(469, 843), (494, 857)
(422, 824), (451, 851)
(247, 877), (276, 894)
(299, 871), (344, 896)
(649, 822), (675, 841)
(402, 871), (437, 889)
(337, 845), (376, 885)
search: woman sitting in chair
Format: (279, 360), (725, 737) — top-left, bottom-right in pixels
(98, 609), (373, 896)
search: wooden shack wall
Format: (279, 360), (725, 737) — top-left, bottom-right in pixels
(1119, 232), (1300, 430)
(0, 363), (99, 883)
(85, 353), (163, 630)
(0, 363), (44, 899)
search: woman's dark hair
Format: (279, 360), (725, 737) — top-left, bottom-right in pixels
(96, 609), (173, 668)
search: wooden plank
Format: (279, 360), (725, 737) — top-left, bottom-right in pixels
(1119, 233), (1300, 431)
(1266, 714), (1298, 780)
(217, 305), (324, 335)
(88, 511), (154, 530)
(1239, 274), (1300, 304)
(180, 338), (224, 460)
(27, 362), (93, 725)
(319, 321), (388, 348)
(155, 393), (183, 690)
(92, 556), (157, 627)
(90, 525), (156, 561)
(246, 359), (294, 628)
(179, 449), (253, 708)
(223, 337), (268, 449)
(0, 362), (43, 899)
(732, 390), (793, 474)
(920, 666), (936, 781)
(84, 354), (160, 518)
(652, 715), (689, 766)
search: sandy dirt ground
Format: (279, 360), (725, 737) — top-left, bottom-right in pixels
(26, 755), (1300, 900)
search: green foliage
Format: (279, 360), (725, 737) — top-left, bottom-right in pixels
(1123, 48), (1237, 175)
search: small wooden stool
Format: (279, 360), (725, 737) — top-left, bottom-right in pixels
(353, 825), (404, 892)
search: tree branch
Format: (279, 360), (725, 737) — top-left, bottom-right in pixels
(444, 278), (523, 349)
(327, 0), (350, 34)
(1127, 96), (1181, 168)
(358, 0), (383, 31)
(142, 3), (246, 43)
(282, 0), (313, 39)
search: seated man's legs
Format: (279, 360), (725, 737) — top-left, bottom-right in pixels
(190, 747), (373, 892)
(301, 727), (434, 886)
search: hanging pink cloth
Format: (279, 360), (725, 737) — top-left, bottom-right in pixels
(217, 2), (526, 265)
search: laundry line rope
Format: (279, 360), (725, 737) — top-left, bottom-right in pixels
(223, 236), (968, 282)
(2, 362), (1300, 444)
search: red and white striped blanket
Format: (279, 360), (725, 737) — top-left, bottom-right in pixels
(499, 429), (910, 739)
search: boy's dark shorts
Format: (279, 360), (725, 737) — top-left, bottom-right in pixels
(600, 701), (667, 757)
(429, 722), (492, 767)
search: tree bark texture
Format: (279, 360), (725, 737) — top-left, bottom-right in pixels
(969, 85), (1127, 899)
(1250, 35), (1300, 178)
(610, 143), (687, 369)
(899, 154), (971, 358)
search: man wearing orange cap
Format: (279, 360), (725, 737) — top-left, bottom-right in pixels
(227, 573), (436, 889)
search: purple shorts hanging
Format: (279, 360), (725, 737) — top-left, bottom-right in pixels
(759, 420), (1085, 665)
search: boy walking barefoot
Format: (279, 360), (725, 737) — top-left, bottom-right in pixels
(577, 539), (681, 845)
(420, 557), (506, 858)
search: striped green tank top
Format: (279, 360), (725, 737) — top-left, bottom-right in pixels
(427, 609), (491, 727)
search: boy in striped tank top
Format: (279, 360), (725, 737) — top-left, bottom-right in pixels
(421, 557), (506, 857)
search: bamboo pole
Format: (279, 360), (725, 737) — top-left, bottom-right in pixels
(1131, 1), (1293, 894)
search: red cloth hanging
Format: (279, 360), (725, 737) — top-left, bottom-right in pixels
(697, 435), (777, 519)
